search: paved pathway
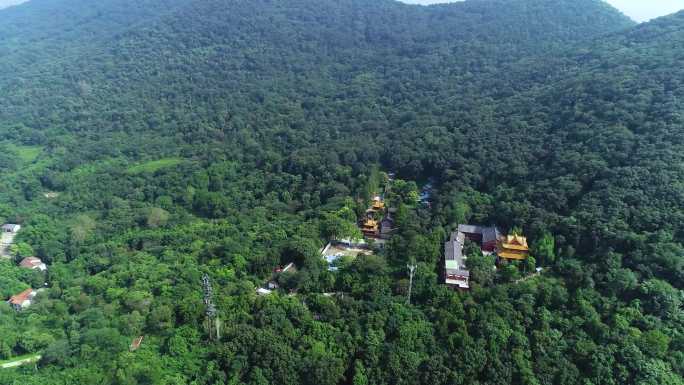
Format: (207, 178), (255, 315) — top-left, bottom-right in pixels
(0, 232), (17, 259)
(515, 269), (546, 284)
(0, 354), (41, 369)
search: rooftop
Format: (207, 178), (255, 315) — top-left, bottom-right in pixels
(19, 257), (46, 270)
(9, 288), (34, 305)
(445, 231), (469, 289)
(445, 224), (501, 289)
(256, 288), (272, 295)
(130, 336), (144, 352)
(445, 279), (469, 289)
(457, 224), (500, 243)
(500, 234), (529, 250)
(282, 262), (297, 273)
(498, 250), (528, 260)
(1, 224), (20, 232)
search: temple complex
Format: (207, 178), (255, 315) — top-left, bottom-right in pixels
(361, 195), (393, 240)
(444, 224), (531, 289)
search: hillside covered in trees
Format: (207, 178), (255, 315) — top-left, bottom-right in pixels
(0, 0), (682, 384)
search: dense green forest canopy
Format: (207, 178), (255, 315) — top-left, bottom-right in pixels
(0, 0), (682, 384)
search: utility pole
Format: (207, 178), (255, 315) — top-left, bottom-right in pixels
(202, 274), (219, 341)
(407, 264), (417, 305)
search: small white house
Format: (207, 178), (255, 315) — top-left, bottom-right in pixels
(19, 257), (47, 271)
(8, 288), (36, 311)
(256, 288), (272, 296)
(1, 224), (20, 233)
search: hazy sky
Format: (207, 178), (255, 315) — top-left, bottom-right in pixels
(0, 0), (27, 9)
(401, 0), (684, 22)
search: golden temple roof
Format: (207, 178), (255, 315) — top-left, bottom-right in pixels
(500, 234), (529, 251)
(498, 251), (528, 260)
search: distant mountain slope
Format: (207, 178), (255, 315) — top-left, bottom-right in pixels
(0, 0), (633, 138)
(532, 11), (684, 247)
(0, 0), (186, 42)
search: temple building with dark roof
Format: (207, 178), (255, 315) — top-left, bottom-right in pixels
(444, 231), (470, 289)
(446, 224), (533, 289)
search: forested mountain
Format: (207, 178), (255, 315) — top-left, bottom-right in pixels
(0, 0), (633, 135)
(0, 0), (682, 384)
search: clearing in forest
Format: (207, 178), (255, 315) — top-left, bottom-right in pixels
(14, 145), (43, 163)
(126, 158), (184, 174)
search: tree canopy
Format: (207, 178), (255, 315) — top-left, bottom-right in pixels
(0, 0), (681, 384)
